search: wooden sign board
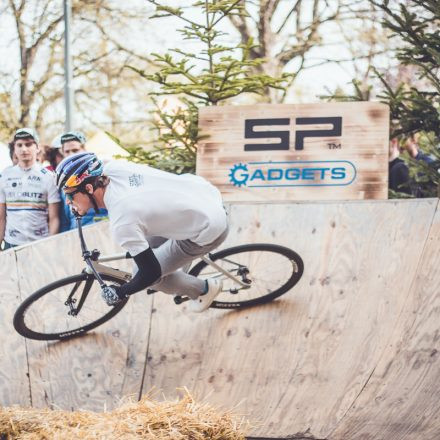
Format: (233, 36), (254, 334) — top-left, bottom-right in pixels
(196, 102), (389, 201)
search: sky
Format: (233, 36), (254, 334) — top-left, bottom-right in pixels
(144, 0), (392, 101)
(146, 0), (364, 101)
(0, 0), (394, 142)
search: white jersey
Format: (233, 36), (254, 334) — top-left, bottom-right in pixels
(103, 161), (227, 256)
(0, 164), (60, 245)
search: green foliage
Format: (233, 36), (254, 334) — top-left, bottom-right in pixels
(109, 124), (194, 175)
(328, 1), (440, 198)
(123, 97), (198, 174)
(126, 0), (290, 174)
(320, 80), (373, 102)
(374, 0), (440, 135)
(373, 0), (440, 197)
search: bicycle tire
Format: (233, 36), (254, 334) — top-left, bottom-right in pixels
(13, 273), (129, 341)
(189, 243), (304, 309)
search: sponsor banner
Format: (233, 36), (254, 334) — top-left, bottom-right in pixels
(229, 161), (356, 188)
(197, 102), (389, 201)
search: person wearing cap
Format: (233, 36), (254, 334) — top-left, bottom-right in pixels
(0, 128), (60, 249)
(58, 131), (108, 232)
(43, 134), (64, 172)
(55, 152), (227, 312)
(60, 131), (87, 157)
(42, 134), (70, 231)
(7, 141), (18, 166)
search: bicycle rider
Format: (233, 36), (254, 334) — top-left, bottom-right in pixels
(55, 152), (228, 312)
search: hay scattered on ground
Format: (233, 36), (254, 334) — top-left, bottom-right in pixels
(0, 391), (249, 439)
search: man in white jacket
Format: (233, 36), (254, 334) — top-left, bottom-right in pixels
(55, 152), (228, 312)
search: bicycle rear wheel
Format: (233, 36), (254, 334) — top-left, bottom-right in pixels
(189, 243), (303, 309)
(13, 273), (129, 341)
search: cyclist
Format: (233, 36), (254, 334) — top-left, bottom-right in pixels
(58, 131), (108, 232)
(55, 152), (228, 312)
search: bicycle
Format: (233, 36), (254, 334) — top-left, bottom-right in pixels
(13, 218), (304, 341)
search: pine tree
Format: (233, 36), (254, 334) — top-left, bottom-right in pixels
(124, 0), (290, 174)
(372, 0), (440, 197)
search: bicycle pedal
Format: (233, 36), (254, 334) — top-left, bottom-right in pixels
(174, 295), (189, 305)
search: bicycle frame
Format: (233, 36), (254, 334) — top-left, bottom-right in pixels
(76, 217), (251, 293)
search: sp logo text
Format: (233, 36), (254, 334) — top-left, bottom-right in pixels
(244, 117), (342, 151)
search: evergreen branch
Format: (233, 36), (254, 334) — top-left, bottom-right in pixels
(147, 0), (198, 27)
(211, 0), (243, 27)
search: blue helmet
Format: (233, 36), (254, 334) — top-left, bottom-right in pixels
(55, 152), (103, 191)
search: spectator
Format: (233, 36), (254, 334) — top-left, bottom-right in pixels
(403, 134), (435, 164)
(44, 135), (70, 231)
(59, 131), (108, 232)
(61, 131), (87, 156)
(389, 137), (412, 195)
(403, 134), (438, 196)
(0, 128), (60, 249)
(8, 142), (18, 166)
(43, 135), (64, 172)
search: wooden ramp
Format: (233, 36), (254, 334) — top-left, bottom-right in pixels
(1, 199), (440, 439)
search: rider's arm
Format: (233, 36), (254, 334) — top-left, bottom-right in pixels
(48, 202), (60, 235)
(46, 171), (61, 235)
(0, 173), (5, 245)
(0, 203), (6, 244)
(59, 192), (73, 232)
(114, 247), (162, 297)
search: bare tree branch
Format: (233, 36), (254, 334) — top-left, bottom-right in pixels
(275, 0), (300, 34)
(0, 0), (156, 137)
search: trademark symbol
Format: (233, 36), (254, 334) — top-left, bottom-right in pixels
(328, 143), (341, 149)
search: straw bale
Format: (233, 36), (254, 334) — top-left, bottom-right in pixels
(0, 391), (248, 439)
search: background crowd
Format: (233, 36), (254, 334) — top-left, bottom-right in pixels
(0, 128), (108, 250)
(1, 123), (439, 252)
(388, 135), (439, 198)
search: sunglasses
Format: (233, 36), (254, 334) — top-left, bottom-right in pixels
(65, 188), (83, 202)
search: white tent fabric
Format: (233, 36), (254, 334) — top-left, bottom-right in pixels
(85, 131), (129, 161)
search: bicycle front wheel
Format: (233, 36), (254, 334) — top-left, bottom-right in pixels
(189, 243), (304, 309)
(13, 273), (129, 341)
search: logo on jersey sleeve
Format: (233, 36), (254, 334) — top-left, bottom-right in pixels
(128, 174), (144, 187)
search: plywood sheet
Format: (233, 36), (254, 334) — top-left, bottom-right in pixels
(330, 200), (440, 440)
(142, 199), (436, 437)
(14, 223), (152, 411)
(2, 200), (440, 440)
(0, 250), (30, 406)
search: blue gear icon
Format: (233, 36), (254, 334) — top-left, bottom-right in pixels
(229, 163), (249, 187)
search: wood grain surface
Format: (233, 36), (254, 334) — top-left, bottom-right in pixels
(0, 250), (30, 406)
(197, 102), (389, 201)
(142, 199), (437, 438)
(329, 201), (440, 440)
(1, 200), (440, 440)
